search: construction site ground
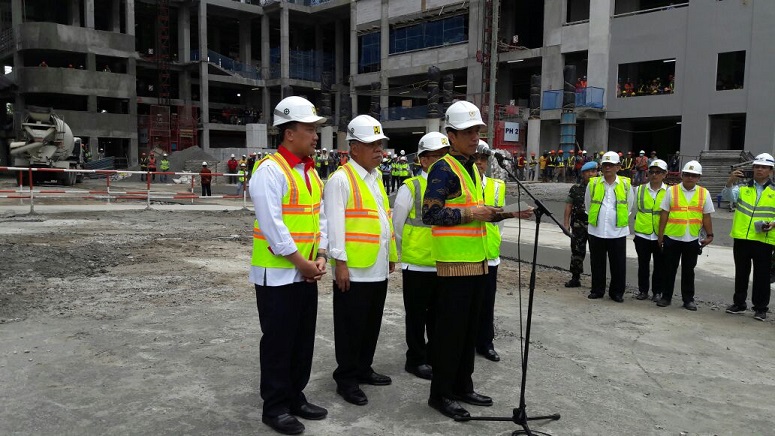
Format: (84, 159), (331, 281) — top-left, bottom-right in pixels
(1, 176), (773, 436)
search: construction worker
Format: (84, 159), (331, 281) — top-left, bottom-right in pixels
(391, 153), (401, 193)
(528, 152), (538, 181)
(246, 152), (257, 182)
(620, 151), (633, 178)
(392, 132), (450, 381)
(236, 163), (247, 196)
(139, 152), (148, 182)
(566, 151), (577, 183)
(325, 114), (397, 407)
(546, 150), (556, 182)
(250, 96), (328, 435)
(227, 154), (239, 184)
(199, 161), (212, 197)
(240, 154), (247, 168)
(379, 157), (392, 193)
(517, 152), (526, 181)
(159, 153), (170, 183)
(421, 101), (504, 419)
(634, 150), (648, 185)
(147, 152), (157, 183)
(633, 159), (668, 301)
(585, 151), (634, 302)
(722, 153), (775, 321)
(564, 160), (598, 288)
(668, 150), (681, 172)
(555, 149), (566, 183)
(656, 161), (715, 311)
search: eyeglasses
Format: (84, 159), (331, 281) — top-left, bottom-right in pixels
(649, 170), (666, 175)
(682, 173), (700, 178)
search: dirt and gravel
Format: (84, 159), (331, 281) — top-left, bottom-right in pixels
(1, 180), (774, 435)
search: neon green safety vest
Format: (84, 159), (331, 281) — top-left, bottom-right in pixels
(400, 176), (434, 267)
(336, 162), (398, 268)
(238, 170), (246, 182)
(633, 184), (666, 235)
(663, 184), (707, 238)
(588, 176), (631, 228)
(429, 155), (487, 263)
(400, 163), (410, 177)
(730, 184), (775, 245)
(251, 154), (323, 268)
(483, 176), (505, 260)
(391, 161), (400, 176)
(160, 159), (170, 171)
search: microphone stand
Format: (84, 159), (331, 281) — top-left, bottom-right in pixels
(455, 154), (569, 435)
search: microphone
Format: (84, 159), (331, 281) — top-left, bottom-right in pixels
(494, 153), (512, 167)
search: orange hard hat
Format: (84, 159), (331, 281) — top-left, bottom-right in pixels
(530, 152), (535, 156)
(550, 150), (555, 154)
(558, 149), (564, 153)
(577, 150), (583, 154)
(618, 152), (623, 156)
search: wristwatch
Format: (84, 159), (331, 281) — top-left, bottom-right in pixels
(316, 252), (328, 261)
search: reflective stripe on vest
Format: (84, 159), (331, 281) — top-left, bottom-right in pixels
(663, 184), (706, 238)
(587, 176), (631, 228)
(429, 155), (487, 263)
(484, 177), (505, 260)
(633, 184), (665, 235)
(251, 153), (322, 268)
(400, 176), (434, 267)
(730, 185), (775, 245)
(338, 162), (398, 268)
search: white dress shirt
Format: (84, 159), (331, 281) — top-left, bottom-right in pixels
(393, 171), (437, 272)
(325, 160), (392, 282)
(634, 182), (666, 241)
(660, 182), (715, 242)
(248, 157), (328, 287)
(585, 175), (635, 239)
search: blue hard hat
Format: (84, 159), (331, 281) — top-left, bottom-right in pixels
(581, 161), (598, 172)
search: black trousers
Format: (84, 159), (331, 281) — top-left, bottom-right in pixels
(662, 237), (700, 303)
(256, 282), (318, 418)
(201, 183), (211, 196)
(588, 235), (627, 298)
(402, 270), (438, 367)
(430, 274), (486, 400)
(333, 280), (388, 390)
(477, 265), (498, 353)
(634, 236), (665, 295)
(733, 238), (773, 312)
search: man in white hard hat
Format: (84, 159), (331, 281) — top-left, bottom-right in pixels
(199, 161), (212, 197)
(721, 153), (775, 321)
(393, 131), (450, 381)
(634, 150), (648, 185)
(585, 151), (634, 302)
(325, 114), (397, 407)
(657, 160), (714, 311)
(422, 101), (504, 419)
(228, 154), (239, 184)
(632, 159), (669, 302)
(250, 95), (328, 435)
(160, 153), (170, 182)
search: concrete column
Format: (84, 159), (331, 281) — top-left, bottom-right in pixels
(125, 0), (135, 36)
(426, 118), (441, 134)
(111, 0), (121, 32)
(334, 19), (344, 129)
(128, 57), (138, 165)
(321, 126), (334, 151)
(84, 0), (95, 29)
(178, 6), (191, 62)
(379, 0), (389, 115)
(280, 4), (290, 91)
(239, 18), (251, 66)
(349, 1), (358, 121)
(583, 119), (608, 152)
(199, 0), (210, 150)
(527, 119), (541, 162)
(586, 0), (613, 95)
(69, 0), (81, 26)
(261, 14), (270, 123)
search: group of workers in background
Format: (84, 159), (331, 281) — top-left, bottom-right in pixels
(249, 96), (532, 435)
(564, 150), (772, 322)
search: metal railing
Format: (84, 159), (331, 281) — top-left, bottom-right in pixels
(268, 49), (333, 81)
(541, 87), (605, 110)
(191, 49), (262, 81)
(613, 2), (689, 18)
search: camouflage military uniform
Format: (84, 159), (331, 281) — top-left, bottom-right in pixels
(566, 183), (589, 283)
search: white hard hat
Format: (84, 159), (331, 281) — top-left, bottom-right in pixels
(346, 114), (389, 143)
(582, 150), (587, 154)
(202, 161), (208, 166)
(639, 150), (645, 155)
(445, 101), (486, 130)
(682, 160), (702, 175)
(753, 153), (775, 167)
(242, 154), (247, 157)
(418, 132), (450, 155)
(240, 163), (246, 167)
(231, 154), (235, 158)
(601, 151), (621, 164)
(400, 149), (405, 155)
(649, 159), (668, 171)
(273, 96), (326, 126)
(400, 156), (407, 161)
(475, 140), (492, 157)
(163, 153), (167, 157)
(383, 158), (389, 163)
(322, 148), (327, 151)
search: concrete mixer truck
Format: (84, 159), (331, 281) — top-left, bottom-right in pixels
(9, 106), (84, 186)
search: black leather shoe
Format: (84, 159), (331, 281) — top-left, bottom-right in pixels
(262, 413), (305, 435)
(588, 292), (604, 299)
(635, 291), (649, 300)
(611, 295), (624, 303)
(478, 349), (500, 362)
(428, 396), (470, 419)
(683, 301), (697, 311)
(358, 371), (392, 386)
(336, 387), (368, 406)
(405, 364), (433, 380)
(651, 293), (662, 302)
(290, 402), (328, 420)
(656, 298), (671, 307)
(564, 279), (581, 288)
(451, 391), (493, 406)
